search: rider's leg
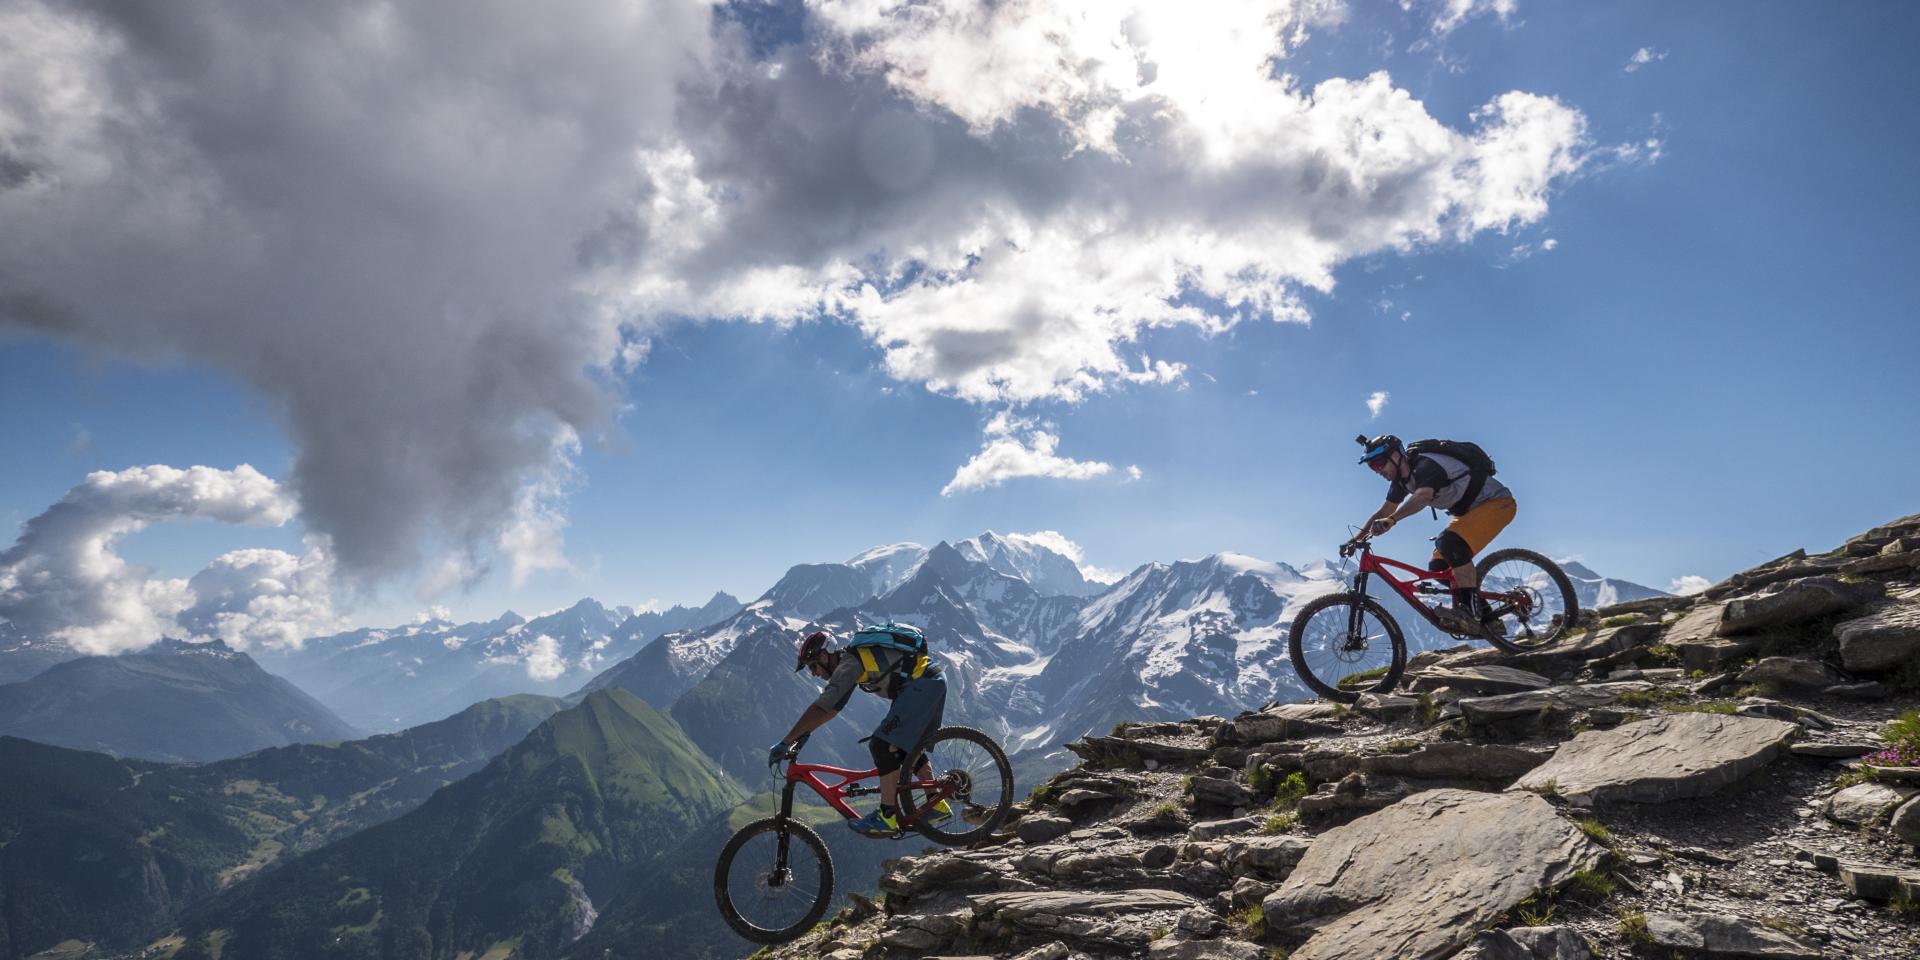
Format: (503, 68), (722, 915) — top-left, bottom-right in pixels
(870, 737), (904, 808)
(1436, 498), (1518, 613)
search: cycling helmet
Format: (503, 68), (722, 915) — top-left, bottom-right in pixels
(1356, 434), (1401, 465)
(795, 631), (831, 672)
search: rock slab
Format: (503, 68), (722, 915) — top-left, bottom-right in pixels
(1261, 789), (1601, 960)
(1644, 911), (1822, 958)
(1510, 712), (1797, 803)
(1835, 601), (1920, 672)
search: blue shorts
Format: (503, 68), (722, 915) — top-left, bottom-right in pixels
(874, 673), (946, 752)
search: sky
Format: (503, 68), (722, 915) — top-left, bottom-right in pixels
(3, 0), (1918, 652)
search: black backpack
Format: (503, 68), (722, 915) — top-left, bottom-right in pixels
(1405, 439), (1497, 516)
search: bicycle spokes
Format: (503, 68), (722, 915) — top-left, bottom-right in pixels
(723, 825), (826, 935)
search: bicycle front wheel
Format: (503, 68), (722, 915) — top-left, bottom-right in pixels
(1287, 592), (1406, 703)
(1475, 548), (1579, 653)
(713, 816), (834, 944)
(897, 726), (1013, 846)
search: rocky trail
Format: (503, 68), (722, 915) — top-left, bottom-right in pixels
(752, 514), (1920, 959)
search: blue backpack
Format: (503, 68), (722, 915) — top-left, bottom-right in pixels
(848, 622), (932, 687)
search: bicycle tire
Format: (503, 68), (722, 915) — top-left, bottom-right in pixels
(896, 726), (1014, 846)
(1475, 547), (1580, 654)
(713, 816), (835, 944)
(1287, 591), (1406, 703)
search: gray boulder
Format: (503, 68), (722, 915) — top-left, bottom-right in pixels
(1719, 576), (1880, 635)
(1407, 664), (1552, 695)
(971, 889), (1202, 947)
(1822, 782), (1917, 827)
(1665, 603), (1757, 671)
(1644, 912), (1821, 958)
(1738, 656), (1845, 688)
(1510, 712), (1797, 803)
(1016, 815), (1074, 844)
(1455, 926), (1594, 959)
(1221, 835), (1312, 880)
(1186, 817), (1261, 841)
(1837, 860), (1920, 901)
(1218, 703), (1342, 744)
(1261, 789), (1602, 960)
(1147, 940), (1268, 960)
(1358, 741), (1553, 782)
(1835, 602), (1920, 672)
(1457, 681), (1653, 726)
(1893, 796), (1920, 844)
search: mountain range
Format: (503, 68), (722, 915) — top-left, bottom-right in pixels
(0, 638), (359, 762)
(0, 531), (1667, 958)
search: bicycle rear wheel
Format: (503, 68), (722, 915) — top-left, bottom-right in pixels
(1475, 548), (1579, 653)
(896, 726), (1013, 846)
(1287, 592), (1406, 703)
(713, 816), (834, 944)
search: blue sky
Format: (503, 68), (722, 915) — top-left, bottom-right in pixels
(3, 0), (1917, 639)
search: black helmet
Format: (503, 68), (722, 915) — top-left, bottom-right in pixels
(795, 631), (831, 672)
(1356, 434), (1401, 465)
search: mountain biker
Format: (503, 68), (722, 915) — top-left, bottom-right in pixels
(771, 629), (950, 837)
(1356, 435), (1517, 637)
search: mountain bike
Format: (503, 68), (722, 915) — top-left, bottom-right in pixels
(713, 726), (1014, 944)
(1287, 536), (1578, 702)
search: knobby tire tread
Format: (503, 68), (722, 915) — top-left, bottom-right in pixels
(713, 815), (834, 945)
(1286, 591), (1407, 703)
(1475, 547), (1580, 653)
(898, 725), (1014, 847)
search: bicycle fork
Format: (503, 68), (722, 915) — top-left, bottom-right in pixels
(768, 777), (799, 887)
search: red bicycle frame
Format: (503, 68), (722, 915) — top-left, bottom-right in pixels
(1345, 539), (1532, 631)
(781, 758), (951, 828)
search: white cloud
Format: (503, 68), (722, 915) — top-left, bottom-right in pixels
(175, 542), (346, 650)
(630, 4), (1593, 414)
(1367, 390), (1390, 418)
(942, 424), (1114, 495)
(1422, 0), (1518, 36)
(497, 426), (583, 588)
(1667, 574), (1711, 597)
(0, 464), (304, 654)
(1125, 465), (1144, 481)
(1624, 47), (1666, 73)
(4, 0), (1609, 572)
(1005, 529), (1126, 584)
(522, 633), (567, 681)
(411, 605), (454, 625)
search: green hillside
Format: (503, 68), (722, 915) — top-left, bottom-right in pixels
(173, 689), (743, 960)
(0, 738), (252, 960)
(0, 696), (564, 959)
(565, 793), (899, 960)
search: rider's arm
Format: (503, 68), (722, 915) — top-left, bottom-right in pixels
(782, 655), (861, 745)
(1361, 498), (1396, 530)
(1387, 487), (1437, 523)
(781, 704), (837, 745)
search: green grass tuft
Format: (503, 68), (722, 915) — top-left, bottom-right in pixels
(1618, 909), (1652, 945)
(1577, 818), (1611, 844)
(1258, 811), (1300, 835)
(1618, 687), (1686, 707)
(1229, 904), (1266, 939)
(1530, 779), (1561, 798)
(1567, 868), (1616, 903)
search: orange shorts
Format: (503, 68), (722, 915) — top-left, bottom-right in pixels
(1433, 496), (1516, 564)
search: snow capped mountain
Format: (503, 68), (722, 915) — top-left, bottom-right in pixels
(1557, 561), (1667, 610)
(846, 542), (930, 595)
(1030, 552), (1342, 752)
(955, 531), (1105, 597)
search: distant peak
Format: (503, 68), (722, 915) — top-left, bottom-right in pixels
(705, 590), (741, 607)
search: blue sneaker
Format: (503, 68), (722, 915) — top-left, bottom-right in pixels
(847, 808), (901, 838)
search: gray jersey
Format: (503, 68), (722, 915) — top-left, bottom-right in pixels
(813, 645), (929, 712)
(1388, 452), (1512, 513)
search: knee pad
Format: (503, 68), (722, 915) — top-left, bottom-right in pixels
(1427, 555), (1450, 573)
(1435, 531), (1474, 569)
(869, 737), (903, 776)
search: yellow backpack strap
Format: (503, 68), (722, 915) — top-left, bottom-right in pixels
(855, 646), (882, 685)
(909, 655), (928, 679)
